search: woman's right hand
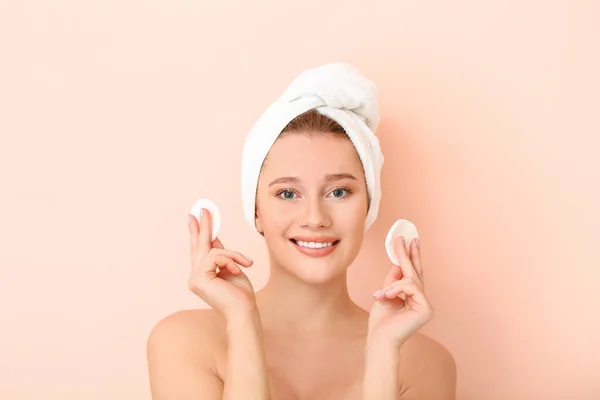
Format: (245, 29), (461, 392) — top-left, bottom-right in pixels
(188, 208), (257, 320)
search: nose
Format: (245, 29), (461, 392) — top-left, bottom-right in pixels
(298, 197), (332, 229)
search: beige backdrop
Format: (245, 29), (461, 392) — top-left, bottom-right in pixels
(1, 1), (599, 399)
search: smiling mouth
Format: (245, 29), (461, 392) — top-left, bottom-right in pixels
(289, 238), (340, 249)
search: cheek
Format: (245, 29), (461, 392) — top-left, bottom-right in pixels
(257, 196), (293, 232)
(340, 210), (366, 235)
(337, 195), (368, 221)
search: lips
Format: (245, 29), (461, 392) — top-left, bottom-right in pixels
(288, 237), (340, 258)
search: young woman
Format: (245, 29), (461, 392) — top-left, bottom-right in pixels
(147, 65), (457, 399)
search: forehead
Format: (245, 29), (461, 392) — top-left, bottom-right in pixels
(261, 134), (363, 177)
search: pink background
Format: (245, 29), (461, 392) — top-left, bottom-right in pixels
(1, 1), (599, 399)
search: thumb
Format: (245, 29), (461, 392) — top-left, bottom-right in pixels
(212, 237), (224, 249)
(382, 264), (403, 286)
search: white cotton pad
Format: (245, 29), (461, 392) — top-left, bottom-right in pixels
(189, 198), (220, 242)
(385, 219), (419, 266)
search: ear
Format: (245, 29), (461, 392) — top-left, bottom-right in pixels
(254, 210), (264, 235)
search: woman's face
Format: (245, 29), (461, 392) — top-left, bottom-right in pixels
(255, 132), (369, 283)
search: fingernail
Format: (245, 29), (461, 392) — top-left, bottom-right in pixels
(189, 210), (203, 225)
(415, 237), (420, 248)
(373, 290), (382, 297)
(401, 236), (406, 247)
(385, 289), (393, 295)
(245, 255), (253, 262)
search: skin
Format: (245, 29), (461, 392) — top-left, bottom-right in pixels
(147, 133), (457, 399)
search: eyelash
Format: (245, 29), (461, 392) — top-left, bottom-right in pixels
(275, 186), (353, 200)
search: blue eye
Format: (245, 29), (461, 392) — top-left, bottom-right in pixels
(330, 188), (350, 198)
(278, 189), (296, 200)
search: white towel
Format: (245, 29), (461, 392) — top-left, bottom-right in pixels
(241, 62), (384, 232)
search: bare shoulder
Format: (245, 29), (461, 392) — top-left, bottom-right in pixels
(147, 308), (227, 364)
(147, 309), (227, 398)
(401, 332), (456, 367)
(148, 308), (225, 346)
(398, 332), (457, 399)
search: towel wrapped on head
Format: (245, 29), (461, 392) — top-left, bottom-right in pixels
(241, 62), (384, 232)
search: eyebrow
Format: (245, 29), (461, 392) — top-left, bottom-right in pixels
(268, 173), (358, 187)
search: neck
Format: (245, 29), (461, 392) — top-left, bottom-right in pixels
(255, 261), (364, 336)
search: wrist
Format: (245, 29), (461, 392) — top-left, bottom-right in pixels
(225, 309), (262, 335)
(365, 334), (404, 366)
(366, 332), (404, 352)
(365, 341), (402, 364)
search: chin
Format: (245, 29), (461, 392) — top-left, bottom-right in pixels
(279, 251), (352, 285)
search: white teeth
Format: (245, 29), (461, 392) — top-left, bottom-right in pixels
(296, 240), (334, 249)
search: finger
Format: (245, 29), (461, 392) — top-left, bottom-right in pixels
(383, 279), (430, 308)
(189, 214), (200, 260)
(382, 263), (404, 286)
(212, 237), (225, 249)
(373, 285), (406, 308)
(198, 208), (215, 253)
(217, 249), (253, 268)
(375, 277), (421, 299)
(409, 238), (424, 283)
(216, 264), (238, 279)
(394, 236), (417, 280)
(201, 254), (242, 276)
(214, 255), (242, 276)
(197, 255), (242, 279)
(382, 278), (421, 297)
(205, 249), (253, 270)
(373, 282), (406, 300)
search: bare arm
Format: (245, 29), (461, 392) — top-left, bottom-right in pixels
(223, 311), (271, 399)
(147, 311), (223, 400)
(362, 335), (457, 400)
(397, 336), (457, 400)
(365, 238), (456, 399)
(148, 209), (271, 398)
(147, 310), (271, 400)
(362, 341), (401, 399)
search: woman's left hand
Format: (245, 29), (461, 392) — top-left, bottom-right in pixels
(367, 236), (435, 348)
